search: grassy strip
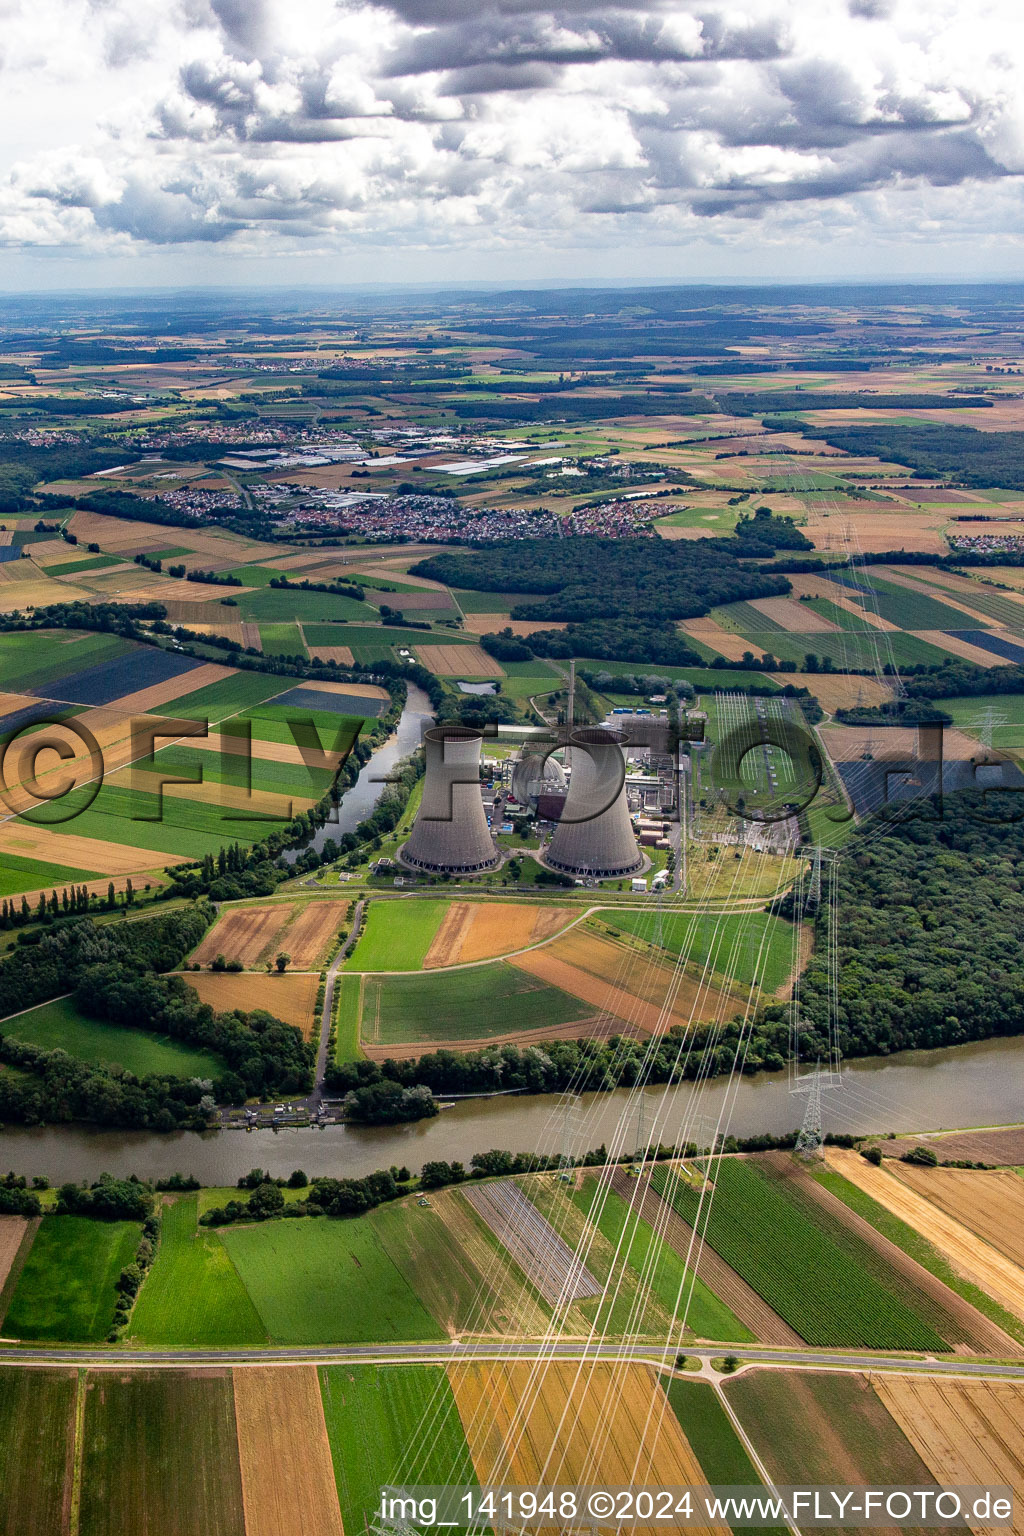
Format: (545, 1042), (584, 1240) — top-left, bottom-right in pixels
(129, 1195), (267, 1348)
(4, 1216), (140, 1343)
(333, 974), (363, 1063)
(812, 1165), (1024, 1347)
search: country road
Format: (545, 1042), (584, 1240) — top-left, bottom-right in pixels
(3, 1339), (1024, 1378)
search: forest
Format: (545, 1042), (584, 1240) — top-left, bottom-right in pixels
(779, 792), (1024, 1061)
(785, 422), (1024, 490)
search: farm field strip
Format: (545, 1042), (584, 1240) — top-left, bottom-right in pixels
(0, 1216), (29, 1296)
(872, 1378), (1024, 1536)
(181, 970), (321, 1037)
(826, 1149), (1024, 1324)
(430, 1188), (553, 1337)
(78, 1369), (246, 1536)
(320, 1364), (477, 1534)
(275, 899), (350, 969)
(189, 904), (294, 968)
(462, 1181), (601, 1306)
(449, 1361), (725, 1536)
(888, 1165), (1024, 1269)
(614, 1169), (800, 1346)
(360, 961), (594, 1049)
(129, 1196), (268, 1349)
(422, 901), (576, 968)
(0, 1365), (78, 1536)
(650, 1159), (946, 1350)
(2, 1215), (141, 1344)
(233, 1366), (344, 1536)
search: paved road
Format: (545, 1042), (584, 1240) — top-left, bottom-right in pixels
(3, 1339), (1024, 1378)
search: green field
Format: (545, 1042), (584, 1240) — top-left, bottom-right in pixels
(597, 911), (797, 993)
(333, 974), (363, 1063)
(0, 1366), (77, 1535)
(3, 1215), (140, 1342)
(0, 849), (99, 897)
(0, 629), (131, 692)
(572, 1177), (753, 1342)
(345, 898), (448, 970)
(239, 587), (377, 621)
(79, 1370), (245, 1536)
(44, 554), (122, 576)
(320, 1364), (475, 1533)
(368, 1198), (518, 1336)
(1, 996), (224, 1078)
(151, 671), (289, 722)
(27, 781), (272, 856)
(649, 1160), (945, 1350)
(362, 962), (590, 1045)
(661, 1376), (787, 1536)
(220, 1214), (444, 1344)
(449, 588), (550, 612)
(258, 621), (309, 658)
(129, 1196), (268, 1348)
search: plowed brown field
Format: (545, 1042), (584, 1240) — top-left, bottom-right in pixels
(183, 971), (320, 1038)
(423, 903), (576, 968)
(191, 906), (294, 968)
(415, 644), (504, 677)
(890, 1166), (1024, 1270)
(679, 618), (758, 660)
(511, 930), (737, 1035)
(233, 1366), (344, 1536)
(278, 900), (350, 969)
(306, 645), (354, 665)
(826, 1150), (1024, 1321)
(449, 1361), (725, 1536)
(873, 1378), (1024, 1536)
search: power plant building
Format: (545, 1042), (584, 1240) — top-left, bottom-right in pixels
(399, 725), (500, 875)
(543, 726), (643, 880)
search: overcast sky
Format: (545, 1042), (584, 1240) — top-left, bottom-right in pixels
(0, 0), (1020, 288)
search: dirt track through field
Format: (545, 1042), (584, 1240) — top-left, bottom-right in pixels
(889, 1166), (1024, 1270)
(873, 1378), (1024, 1536)
(233, 1366), (344, 1536)
(449, 1361), (726, 1536)
(826, 1150), (1024, 1323)
(759, 1154), (1019, 1356)
(607, 1168), (800, 1346)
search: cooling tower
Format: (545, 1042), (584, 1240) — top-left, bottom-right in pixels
(399, 725), (500, 875)
(543, 726), (643, 879)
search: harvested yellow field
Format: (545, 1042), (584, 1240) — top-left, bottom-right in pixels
(68, 508), (281, 562)
(415, 643), (504, 677)
(461, 615), (567, 636)
(125, 776), (311, 819)
(774, 672), (892, 709)
(913, 630), (1007, 667)
(873, 1378), (1024, 1536)
(189, 732), (345, 769)
(190, 905), (295, 968)
(306, 644), (354, 666)
(179, 620), (247, 646)
(233, 1366), (344, 1536)
(423, 902), (576, 968)
(0, 820), (182, 874)
(278, 900), (350, 969)
(184, 971), (321, 1038)
(679, 617), (757, 661)
(106, 662), (236, 715)
(449, 1362), (724, 1536)
(0, 578), (94, 610)
(511, 929), (736, 1035)
(163, 599), (248, 625)
(747, 596), (839, 632)
(0, 1216), (29, 1293)
(889, 1166), (1024, 1269)
(804, 510), (948, 554)
(820, 724), (987, 765)
(298, 679), (390, 702)
(826, 1149), (1024, 1321)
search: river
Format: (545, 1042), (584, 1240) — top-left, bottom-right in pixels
(283, 680), (434, 859)
(2, 1032), (1021, 1185)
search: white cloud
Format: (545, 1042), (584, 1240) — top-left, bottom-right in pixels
(0, 0), (1019, 268)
